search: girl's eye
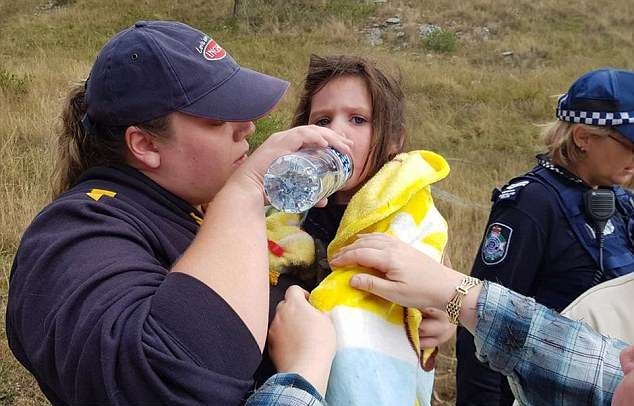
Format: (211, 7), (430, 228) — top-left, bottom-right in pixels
(315, 118), (330, 126)
(351, 116), (367, 124)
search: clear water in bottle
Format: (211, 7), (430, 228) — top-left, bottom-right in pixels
(264, 147), (353, 213)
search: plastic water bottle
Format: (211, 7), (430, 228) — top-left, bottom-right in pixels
(264, 147), (354, 213)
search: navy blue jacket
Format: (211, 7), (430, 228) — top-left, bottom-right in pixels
(456, 161), (634, 406)
(6, 166), (261, 405)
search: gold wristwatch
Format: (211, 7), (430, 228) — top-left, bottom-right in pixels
(446, 276), (482, 326)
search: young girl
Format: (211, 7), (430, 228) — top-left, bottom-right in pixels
(262, 55), (455, 405)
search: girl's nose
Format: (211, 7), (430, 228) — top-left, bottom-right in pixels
(329, 118), (348, 137)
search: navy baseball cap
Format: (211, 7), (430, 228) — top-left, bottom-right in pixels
(85, 20), (289, 126)
(556, 68), (634, 142)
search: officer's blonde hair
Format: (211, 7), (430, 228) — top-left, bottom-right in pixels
(542, 121), (618, 166)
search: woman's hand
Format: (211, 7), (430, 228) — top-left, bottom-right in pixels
(268, 285), (336, 396)
(233, 125), (352, 199)
(330, 233), (463, 310)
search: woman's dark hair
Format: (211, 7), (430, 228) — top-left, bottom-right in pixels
(292, 54), (406, 181)
(52, 82), (171, 198)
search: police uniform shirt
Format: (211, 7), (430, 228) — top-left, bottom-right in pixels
(457, 174), (598, 406)
(473, 180), (598, 309)
(456, 157), (631, 406)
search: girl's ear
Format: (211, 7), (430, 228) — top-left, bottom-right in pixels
(388, 128), (406, 158)
(125, 126), (161, 169)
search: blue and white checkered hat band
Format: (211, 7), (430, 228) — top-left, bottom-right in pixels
(556, 92), (634, 126)
(556, 109), (634, 126)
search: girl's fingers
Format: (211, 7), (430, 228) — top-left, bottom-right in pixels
(419, 337), (440, 348)
(314, 197), (328, 208)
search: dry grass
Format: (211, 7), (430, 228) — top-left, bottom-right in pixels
(1, 0), (633, 404)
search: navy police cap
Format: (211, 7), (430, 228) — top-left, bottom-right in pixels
(556, 68), (634, 142)
(85, 20), (289, 127)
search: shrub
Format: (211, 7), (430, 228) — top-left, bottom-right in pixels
(0, 68), (29, 95)
(425, 29), (458, 53)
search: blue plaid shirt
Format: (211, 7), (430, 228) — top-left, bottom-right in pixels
(475, 281), (628, 405)
(246, 373), (326, 405)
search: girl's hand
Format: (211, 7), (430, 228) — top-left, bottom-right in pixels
(419, 307), (456, 348)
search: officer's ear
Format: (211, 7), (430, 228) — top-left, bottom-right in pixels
(125, 126), (161, 169)
(571, 125), (593, 153)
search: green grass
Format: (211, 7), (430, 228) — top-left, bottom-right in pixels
(1, 0), (633, 404)
(0, 68), (30, 96)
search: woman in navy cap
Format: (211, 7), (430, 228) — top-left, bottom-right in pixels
(456, 68), (634, 406)
(5, 20), (348, 405)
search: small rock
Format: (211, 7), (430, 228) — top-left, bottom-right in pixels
(474, 26), (491, 41)
(396, 31), (405, 38)
(364, 28), (383, 46)
(386, 16), (401, 24)
(501, 51), (514, 57)
(419, 23), (441, 38)
(373, 0), (387, 3)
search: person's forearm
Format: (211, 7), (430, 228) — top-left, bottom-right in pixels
(472, 282), (627, 405)
(456, 283), (481, 333)
(172, 178), (269, 349)
(424, 267), (480, 332)
(281, 357), (333, 396)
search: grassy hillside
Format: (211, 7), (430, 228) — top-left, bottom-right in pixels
(1, 0), (632, 404)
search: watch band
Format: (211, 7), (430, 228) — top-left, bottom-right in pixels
(446, 276), (482, 326)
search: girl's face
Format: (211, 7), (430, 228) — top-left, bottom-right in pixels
(308, 75), (373, 204)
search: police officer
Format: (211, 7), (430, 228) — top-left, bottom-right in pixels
(456, 68), (634, 406)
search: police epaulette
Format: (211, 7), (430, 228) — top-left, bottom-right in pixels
(491, 179), (531, 203)
(86, 188), (117, 202)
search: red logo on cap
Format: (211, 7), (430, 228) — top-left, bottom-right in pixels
(203, 39), (226, 61)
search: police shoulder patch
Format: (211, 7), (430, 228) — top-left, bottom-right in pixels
(493, 179), (531, 204)
(481, 222), (513, 265)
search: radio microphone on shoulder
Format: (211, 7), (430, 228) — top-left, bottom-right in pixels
(584, 188), (616, 284)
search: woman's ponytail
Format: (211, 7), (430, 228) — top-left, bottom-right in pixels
(52, 83), (91, 198)
(51, 82), (170, 199)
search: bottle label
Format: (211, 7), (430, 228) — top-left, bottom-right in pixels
(329, 147), (353, 178)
